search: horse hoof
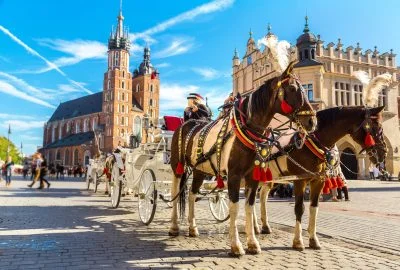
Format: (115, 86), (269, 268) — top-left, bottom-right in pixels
(309, 238), (321, 250)
(168, 227), (180, 237)
(292, 240), (305, 251)
(229, 246), (245, 257)
(254, 226), (261, 235)
(189, 227), (199, 237)
(261, 225), (272, 234)
(246, 243), (261, 255)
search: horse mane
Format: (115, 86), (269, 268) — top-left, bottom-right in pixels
(249, 77), (276, 114)
(316, 106), (364, 130)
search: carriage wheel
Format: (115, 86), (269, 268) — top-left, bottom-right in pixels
(110, 163), (122, 208)
(138, 169), (157, 225)
(209, 191), (230, 222)
(86, 174), (91, 191)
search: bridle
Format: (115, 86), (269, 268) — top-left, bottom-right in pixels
(351, 108), (386, 163)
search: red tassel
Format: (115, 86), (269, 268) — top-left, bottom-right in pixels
(281, 100), (293, 114)
(326, 177), (333, 189)
(265, 167), (273, 182)
(330, 177), (338, 189)
(336, 177), (344, 188)
(253, 165), (261, 181)
(216, 175), (225, 189)
(323, 179), (331, 194)
(260, 169), (267, 182)
(175, 162), (184, 175)
(364, 133), (375, 147)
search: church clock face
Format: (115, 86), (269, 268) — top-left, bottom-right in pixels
(247, 56), (252, 65)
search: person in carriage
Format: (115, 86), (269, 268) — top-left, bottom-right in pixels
(183, 93), (212, 122)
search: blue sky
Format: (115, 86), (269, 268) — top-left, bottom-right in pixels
(1, 0), (400, 156)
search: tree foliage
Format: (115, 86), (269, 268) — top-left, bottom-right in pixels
(0, 136), (22, 164)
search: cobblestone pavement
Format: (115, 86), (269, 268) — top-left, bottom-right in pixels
(0, 176), (399, 269)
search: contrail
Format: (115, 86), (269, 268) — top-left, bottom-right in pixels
(0, 25), (93, 94)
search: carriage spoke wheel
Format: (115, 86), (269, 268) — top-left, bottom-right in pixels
(110, 163), (122, 208)
(138, 169), (157, 225)
(86, 174), (91, 191)
(209, 191), (230, 222)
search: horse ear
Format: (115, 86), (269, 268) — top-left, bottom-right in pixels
(369, 105), (385, 116)
(283, 61), (296, 76)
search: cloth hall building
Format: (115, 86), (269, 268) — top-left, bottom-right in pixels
(232, 17), (400, 179)
(41, 10), (160, 167)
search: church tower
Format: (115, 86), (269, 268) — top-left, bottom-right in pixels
(103, 8), (133, 151)
(132, 46), (160, 125)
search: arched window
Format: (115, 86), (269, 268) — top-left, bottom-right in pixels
(107, 80), (111, 90)
(74, 149), (79, 165)
(150, 84), (153, 92)
(122, 92), (125, 101)
(121, 116), (125, 125)
(304, 49), (309, 59)
(121, 105), (125, 113)
(122, 70), (125, 78)
(134, 116), (142, 137)
(66, 122), (71, 133)
(115, 52), (119, 66)
(121, 128), (125, 137)
(65, 149), (70, 165)
(311, 49), (315, 59)
(122, 81), (125, 89)
(75, 121), (80, 133)
(136, 84), (140, 92)
(299, 51), (303, 61)
(56, 150), (61, 161)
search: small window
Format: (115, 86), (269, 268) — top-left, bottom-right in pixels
(311, 49), (315, 59)
(122, 105), (125, 113)
(335, 82), (339, 89)
(304, 49), (309, 59)
(136, 84), (140, 92)
(122, 93), (125, 101)
(299, 51), (303, 61)
(149, 99), (153, 106)
(122, 71), (125, 78)
(150, 84), (153, 92)
(346, 84), (350, 90)
(122, 81), (125, 89)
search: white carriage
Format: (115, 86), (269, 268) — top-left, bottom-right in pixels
(86, 154), (108, 193)
(108, 116), (230, 225)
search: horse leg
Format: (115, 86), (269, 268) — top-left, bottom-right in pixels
(168, 174), (180, 236)
(188, 171), (204, 237)
(253, 205), (260, 235)
(308, 178), (324, 249)
(244, 177), (261, 254)
(292, 180), (307, 250)
(260, 183), (272, 234)
(228, 174), (245, 257)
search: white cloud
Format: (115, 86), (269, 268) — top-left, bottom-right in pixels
(160, 83), (199, 111)
(137, 0), (234, 38)
(0, 114), (35, 120)
(0, 81), (55, 108)
(156, 62), (171, 68)
(31, 39), (108, 73)
(0, 120), (45, 131)
(154, 38), (194, 58)
(192, 67), (220, 80)
(0, 25), (92, 94)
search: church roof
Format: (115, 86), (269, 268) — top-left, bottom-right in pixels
(294, 59), (323, 68)
(49, 92), (103, 122)
(43, 131), (95, 149)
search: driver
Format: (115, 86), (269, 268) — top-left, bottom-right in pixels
(184, 93), (212, 122)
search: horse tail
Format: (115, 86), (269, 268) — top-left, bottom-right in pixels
(178, 171), (188, 218)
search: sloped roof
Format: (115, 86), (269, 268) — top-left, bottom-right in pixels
(49, 92), (103, 122)
(294, 59), (323, 68)
(44, 131), (94, 149)
(132, 98), (143, 112)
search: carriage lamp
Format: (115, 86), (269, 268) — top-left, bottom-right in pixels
(143, 114), (150, 143)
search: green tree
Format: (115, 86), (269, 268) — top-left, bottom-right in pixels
(0, 136), (22, 164)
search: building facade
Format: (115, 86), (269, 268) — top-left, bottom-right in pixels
(232, 18), (400, 178)
(41, 9), (160, 167)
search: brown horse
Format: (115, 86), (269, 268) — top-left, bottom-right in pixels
(169, 63), (317, 256)
(258, 106), (387, 250)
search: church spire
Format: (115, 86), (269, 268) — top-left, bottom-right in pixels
(108, 0), (130, 51)
(303, 15), (310, 33)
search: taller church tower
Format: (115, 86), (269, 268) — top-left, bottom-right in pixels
(103, 8), (133, 151)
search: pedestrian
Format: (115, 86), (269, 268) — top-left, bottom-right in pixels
(4, 156), (14, 187)
(38, 157), (50, 189)
(373, 165), (379, 180)
(369, 163), (375, 180)
(336, 169), (350, 201)
(28, 153), (42, 188)
(23, 161), (29, 179)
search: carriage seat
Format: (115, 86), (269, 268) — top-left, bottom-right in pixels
(163, 116), (183, 131)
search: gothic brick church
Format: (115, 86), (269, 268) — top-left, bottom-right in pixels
(40, 10), (160, 167)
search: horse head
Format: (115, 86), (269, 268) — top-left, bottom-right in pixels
(271, 61), (317, 133)
(350, 106), (387, 164)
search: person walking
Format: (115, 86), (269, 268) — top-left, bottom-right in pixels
(368, 163), (375, 180)
(373, 165), (380, 181)
(5, 156), (14, 187)
(28, 153), (42, 188)
(38, 157), (50, 189)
